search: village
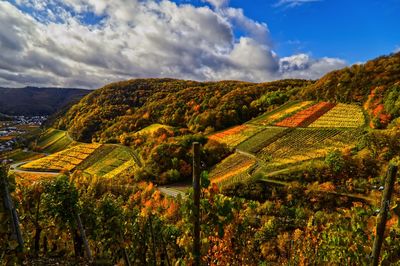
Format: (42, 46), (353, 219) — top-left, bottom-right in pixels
(0, 115), (47, 153)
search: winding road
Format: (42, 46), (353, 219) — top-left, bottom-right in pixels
(9, 160), (60, 176)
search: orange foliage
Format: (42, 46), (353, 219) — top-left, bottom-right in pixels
(208, 125), (249, 141)
(275, 102), (335, 127)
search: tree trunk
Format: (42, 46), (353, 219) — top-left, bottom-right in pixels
(371, 164), (398, 266)
(75, 212), (93, 262)
(33, 193), (42, 256)
(43, 235), (48, 255)
(34, 227), (42, 256)
(73, 229), (83, 257)
(192, 142), (201, 266)
(149, 216), (157, 265)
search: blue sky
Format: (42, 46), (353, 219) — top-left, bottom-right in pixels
(0, 0), (398, 88)
(178, 0), (400, 63)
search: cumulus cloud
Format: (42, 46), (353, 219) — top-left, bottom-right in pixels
(0, 0), (345, 89)
(279, 54), (346, 79)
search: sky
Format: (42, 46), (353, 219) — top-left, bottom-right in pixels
(0, 0), (399, 89)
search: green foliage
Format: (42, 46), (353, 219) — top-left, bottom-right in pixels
(324, 149), (345, 173)
(384, 85), (400, 117)
(250, 90), (289, 110)
(42, 175), (79, 228)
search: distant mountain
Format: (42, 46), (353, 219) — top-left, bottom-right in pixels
(0, 86), (90, 116)
(0, 113), (12, 121)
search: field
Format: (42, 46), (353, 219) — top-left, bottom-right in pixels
(275, 102), (335, 127)
(236, 127), (289, 153)
(21, 143), (101, 172)
(208, 124), (263, 147)
(136, 124), (174, 135)
(258, 128), (360, 169)
(308, 103), (365, 128)
(209, 152), (256, 188)
(36, 128), (75, 153)
(82, 145), (137, 178)
(248, 101), (314, 126)
(102, 160), (137, 179)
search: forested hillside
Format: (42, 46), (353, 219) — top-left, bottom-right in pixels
(0, 86), (90, 115)
(56, 79), (312, 143)
(302, 52), (400, 128)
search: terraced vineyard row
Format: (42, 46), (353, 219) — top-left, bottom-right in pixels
(209, 152), (256, 187)
(21, 143), (101, 172)
(83, 146), (135, 177)
(236, 127), (289, 153)
(208, 124), (263, 147)
(275, 102), (335, 128)
(308, 103), (365, 128)
(102, 160), (136, 179)
(36, 129), (74, 153)
(258, 128), (360, 167)
(249, 101), (313, 126)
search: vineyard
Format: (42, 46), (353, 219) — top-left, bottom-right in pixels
(21, 143), (101, 172)
(248, 101), (313, 126)
(208, 124), (263, 147)
(275, 102), (336, 127)
(308, 103), (365, 128)
(36, 129), (75, 153)
(258, 128), (360, 168)
(209, 152), (256, 188)
(82, 145), (137, 178)
(236, 127), (289, 153)
(102, 160), (136, 179)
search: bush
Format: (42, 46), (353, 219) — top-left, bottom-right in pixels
(324, 150), (345, 174)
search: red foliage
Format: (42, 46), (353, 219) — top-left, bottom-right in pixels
(208, 125), (249, 140)
(275, 102), (335, 127)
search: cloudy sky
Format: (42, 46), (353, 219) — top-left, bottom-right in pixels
(0, 0), (399, 89)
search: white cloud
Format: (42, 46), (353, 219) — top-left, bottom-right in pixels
(394, 46), (400, 53)
(279, 54), (346, 79)
(0, 0), (345, 89)
(275, 0), (321, 8)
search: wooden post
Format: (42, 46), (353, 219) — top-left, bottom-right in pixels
(1, 167), (24, 252)
(192, 142), (201, 266)
(371, 164), (398, 266)
(120, 231), (132, 266)
(75, 212), (93, 262)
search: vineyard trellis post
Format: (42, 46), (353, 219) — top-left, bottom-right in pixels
(371, 164), (398, 266)
(192, 142), (201, 266)
(74, 208), (93, 262)
(1, 165), (24, 252)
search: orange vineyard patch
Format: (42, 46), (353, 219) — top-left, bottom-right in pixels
(208, 125), (262, 147)
(275, 102), (335, 128)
